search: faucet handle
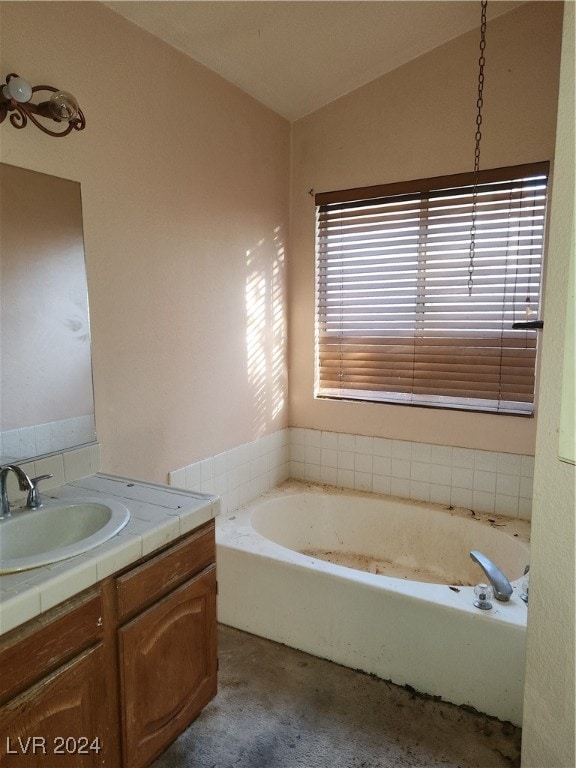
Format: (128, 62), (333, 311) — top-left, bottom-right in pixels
(27, 473), (54, 509)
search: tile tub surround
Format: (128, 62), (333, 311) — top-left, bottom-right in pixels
(0, 473), (218, 635)
(290, 429), (534, 520)
(169, 428), (533, 520)
(168, 430), (291, 514)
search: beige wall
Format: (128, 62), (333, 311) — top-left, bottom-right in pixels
(0, 2), (290, 482)
(289, 2), (563, 455)
(522, 3), (576, 765)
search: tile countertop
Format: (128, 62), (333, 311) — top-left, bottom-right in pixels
(0, 473), (219, 636)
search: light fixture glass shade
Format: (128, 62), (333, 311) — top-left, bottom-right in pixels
(49, 91), (79, 121)
(3, 76), (33, 103)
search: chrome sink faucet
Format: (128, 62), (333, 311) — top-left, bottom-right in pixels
(470, 550), (513, 602)
(0, 464), (34, 519)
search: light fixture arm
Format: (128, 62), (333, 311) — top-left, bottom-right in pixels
(0, 73), (86, 138)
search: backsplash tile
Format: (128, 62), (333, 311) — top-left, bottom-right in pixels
(2, 444), (101, 506)
(0, 415), (96, 464)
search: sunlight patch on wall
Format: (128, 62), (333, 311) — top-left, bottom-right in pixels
(245, 227), (286, 436)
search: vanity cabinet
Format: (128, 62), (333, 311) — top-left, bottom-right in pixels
(0, 588), (119, 767)
(0, 520), (217, 768)
(116, 525), (217, 768)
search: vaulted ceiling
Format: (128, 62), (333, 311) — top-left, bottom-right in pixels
(106, 1), (524, 120)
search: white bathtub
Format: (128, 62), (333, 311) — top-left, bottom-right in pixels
(217, 481), (530, 724)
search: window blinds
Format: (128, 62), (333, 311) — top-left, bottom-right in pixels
(315, 162), (549, 415)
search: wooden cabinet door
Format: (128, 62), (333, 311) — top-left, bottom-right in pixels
(0, 643), (117, 767)
(118, 566), (217, 768)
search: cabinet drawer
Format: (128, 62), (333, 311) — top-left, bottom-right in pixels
(116, 521), (215, 621)
(0, 589), (103, 704)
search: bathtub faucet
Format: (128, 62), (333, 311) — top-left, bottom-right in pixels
(470, 550), (513, 602)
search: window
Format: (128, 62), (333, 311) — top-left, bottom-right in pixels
(315, 162), (549, 415)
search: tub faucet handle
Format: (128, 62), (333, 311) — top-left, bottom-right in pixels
(473, 583), (493, 610)
(520, 565), (530, 604)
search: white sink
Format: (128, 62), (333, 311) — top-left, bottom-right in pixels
(0, 497), (130, 573)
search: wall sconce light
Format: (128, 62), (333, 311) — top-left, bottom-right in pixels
(0, 73), (85, 137)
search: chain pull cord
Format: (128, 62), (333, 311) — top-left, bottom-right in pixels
(468, 0), (488, 296)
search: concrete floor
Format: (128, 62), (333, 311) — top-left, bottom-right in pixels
(153, 625), (522, 768)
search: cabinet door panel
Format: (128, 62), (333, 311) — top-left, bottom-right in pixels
(117, 523), (215, 621)
(0, 643), (117, 767)
(118, 566), (217, 768)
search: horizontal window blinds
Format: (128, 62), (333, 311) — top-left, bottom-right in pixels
(315, 162), (549, 414)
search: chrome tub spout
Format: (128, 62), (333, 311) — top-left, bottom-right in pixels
(470, 550), (513, 602)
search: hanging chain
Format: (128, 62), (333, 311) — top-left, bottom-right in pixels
(468, 0), (488, 296)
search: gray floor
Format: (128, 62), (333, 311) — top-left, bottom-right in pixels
(153, 625), (521, 768)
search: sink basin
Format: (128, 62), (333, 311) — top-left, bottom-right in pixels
(0, 497), (130, 573)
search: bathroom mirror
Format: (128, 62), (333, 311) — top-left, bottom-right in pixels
(0, 163), (96, 464)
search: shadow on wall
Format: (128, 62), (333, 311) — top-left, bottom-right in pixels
(245, 225), (287, 437)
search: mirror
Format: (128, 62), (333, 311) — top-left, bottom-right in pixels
(0, 163), (96, 464)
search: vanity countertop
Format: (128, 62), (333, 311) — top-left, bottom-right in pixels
(0, 473), (219, 635)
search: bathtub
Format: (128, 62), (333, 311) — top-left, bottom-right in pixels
(216, 481), (530, 725)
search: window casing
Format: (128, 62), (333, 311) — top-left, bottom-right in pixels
(315, 162), (549, 415)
